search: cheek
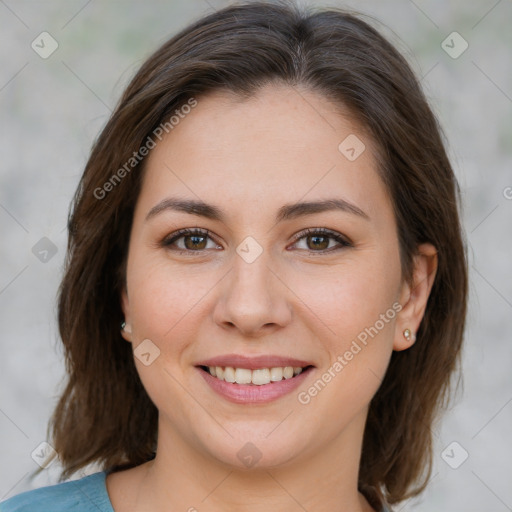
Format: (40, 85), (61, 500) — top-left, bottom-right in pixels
(290, 255), (400, 403)
(126, 258), (208, 417)
(286, 267), (399, 454)
(292, 258), (399, 344)
(127, 255), (217, 350)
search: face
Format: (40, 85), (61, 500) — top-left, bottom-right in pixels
(121, 83), (423, 470)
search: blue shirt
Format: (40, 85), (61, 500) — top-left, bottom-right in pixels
(0, 472), (114, 512)
(1, 470), (392, 511)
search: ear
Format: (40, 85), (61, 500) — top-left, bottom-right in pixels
(394, 243), (438, 351)
(120, 286), (133, 343)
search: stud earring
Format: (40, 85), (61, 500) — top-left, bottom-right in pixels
(403, 328), (416, 342)
(121, 321), (132, 334)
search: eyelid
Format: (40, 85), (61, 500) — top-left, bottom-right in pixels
(161, 228), (220, 250)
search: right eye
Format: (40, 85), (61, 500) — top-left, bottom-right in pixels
(161, 228), (222, 253)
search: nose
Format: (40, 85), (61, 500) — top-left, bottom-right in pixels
(212, 248), (292, 338)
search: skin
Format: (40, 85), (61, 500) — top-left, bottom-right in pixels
(107, 83), (438, 512)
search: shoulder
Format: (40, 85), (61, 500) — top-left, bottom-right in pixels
(0, 471), (113, 512)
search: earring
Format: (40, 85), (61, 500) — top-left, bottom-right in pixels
(403, 328), (416, 342)
(121, 321), (132, 334)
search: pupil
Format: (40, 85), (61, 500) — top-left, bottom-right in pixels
(310, 235), (328, 250)
(186, 235), (205, 250)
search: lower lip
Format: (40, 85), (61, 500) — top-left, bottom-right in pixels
(197, 367), (314, 404)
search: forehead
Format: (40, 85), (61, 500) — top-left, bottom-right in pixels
(136, 83), (393, 227)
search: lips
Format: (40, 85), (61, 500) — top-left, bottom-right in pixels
(194, 354), (315, 403)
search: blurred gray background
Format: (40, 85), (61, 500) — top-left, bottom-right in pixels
(1, 1), (511, 510)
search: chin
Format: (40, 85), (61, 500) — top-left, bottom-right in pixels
(196, 426), (313, 471)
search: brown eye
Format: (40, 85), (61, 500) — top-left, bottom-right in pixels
(292, 228), (352, 253)
(162, 228), (220, 253)
(183, 233), (208, 250)
(306, 234), (330, 251)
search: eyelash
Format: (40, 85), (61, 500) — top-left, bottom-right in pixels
(161, 227), (352, 255)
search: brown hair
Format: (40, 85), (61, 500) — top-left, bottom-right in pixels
(39, 1), (467, 506)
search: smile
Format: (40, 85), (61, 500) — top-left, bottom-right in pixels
(199, 365), (310, 385)
(196, 364), (314, 404)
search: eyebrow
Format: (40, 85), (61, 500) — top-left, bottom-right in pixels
(145, 197), (370, 223)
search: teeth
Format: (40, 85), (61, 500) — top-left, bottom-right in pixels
(270, 367), (283, 381)
(224, 366), (235, 383)
(206, 365), (306, 385)
(252, 368), (270, 385)
(235, 368), (252, 384)
(283, 366), (294, 379)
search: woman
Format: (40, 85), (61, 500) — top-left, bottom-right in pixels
(1, 1), (467, 511)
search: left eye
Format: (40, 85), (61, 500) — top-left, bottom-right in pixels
(291, 228), (352, 253)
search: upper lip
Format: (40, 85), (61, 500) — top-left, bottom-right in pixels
(196, 354), (314, 370)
